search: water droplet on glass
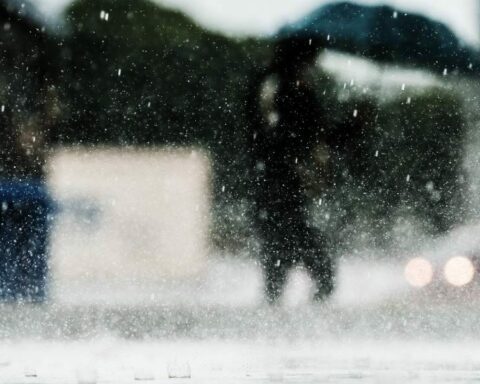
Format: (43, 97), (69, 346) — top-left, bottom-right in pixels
(134, 367), (154, 381)
(76, 367), (97, 384)
(24, 367), (37, 378)
(167, 360), (191, 379)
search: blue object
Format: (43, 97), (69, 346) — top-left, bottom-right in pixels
(0, 180), (54, 302)
(277, 2), (480, 75)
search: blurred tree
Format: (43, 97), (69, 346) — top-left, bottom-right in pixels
(55, 0), (271, 250)
(0, 0), (54, 179)
(313, 85), (466, 251)
(54, 0), (466, 253)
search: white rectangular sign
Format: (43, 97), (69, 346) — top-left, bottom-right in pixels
(48, 148), (211, 289)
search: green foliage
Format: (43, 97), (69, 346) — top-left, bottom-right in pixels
(56, 1), (271, 227)
(314, 85), (467, 248)
(55, 0), (466, 251)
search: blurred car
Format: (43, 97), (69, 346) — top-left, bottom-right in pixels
(403, 223), (480, 289)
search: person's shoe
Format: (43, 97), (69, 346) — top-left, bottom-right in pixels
(313, 276), (334, 302)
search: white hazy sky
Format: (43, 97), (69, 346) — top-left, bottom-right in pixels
(32, 0), (479, 45)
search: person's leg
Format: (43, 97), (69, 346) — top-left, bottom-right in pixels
(262, 249), (290, 304)
(259, 218), (294, 303)
(310, 255), (334, 301)
(255, 191), (299, 303)
(300, 228), (335, 301)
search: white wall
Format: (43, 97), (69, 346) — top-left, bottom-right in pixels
(48, 148), (211, 289)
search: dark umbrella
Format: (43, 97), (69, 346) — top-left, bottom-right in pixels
(277, 2), (480, 75)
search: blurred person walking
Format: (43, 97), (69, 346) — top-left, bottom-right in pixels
(248, 38), (334, 303)
(0, 0), (55, 301)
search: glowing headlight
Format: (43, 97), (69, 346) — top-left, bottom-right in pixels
(444, 256), (475, 287)
(404, 257), (433, 288)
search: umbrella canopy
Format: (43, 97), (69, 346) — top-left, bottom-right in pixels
(277, 2), (480, 75)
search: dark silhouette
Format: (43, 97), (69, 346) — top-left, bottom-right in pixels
(248, 38), (334, 302)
